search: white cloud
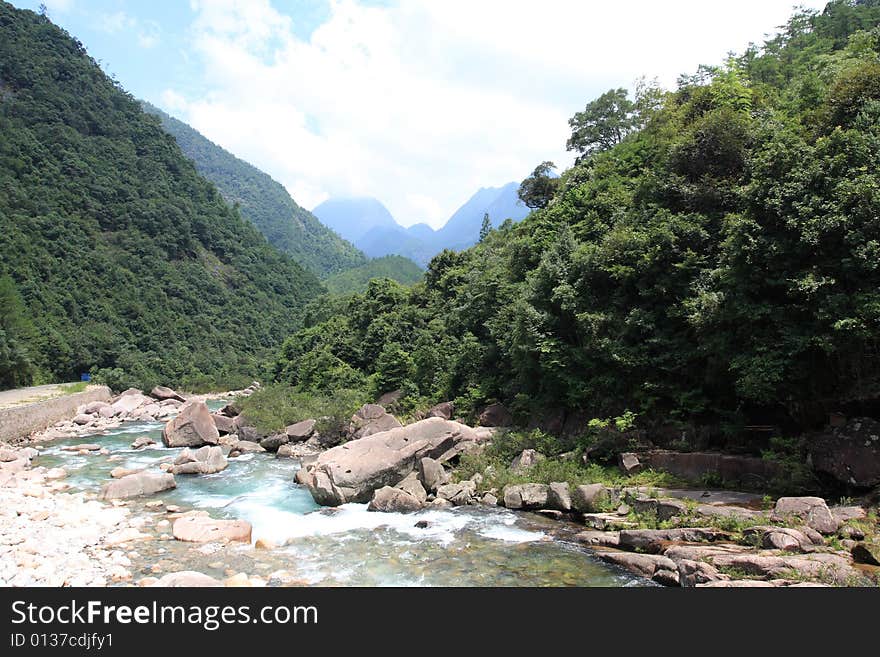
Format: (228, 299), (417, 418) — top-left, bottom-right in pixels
(97, 10), (159, 49)
(160, 0), (827, 228)
(42, 0), (73, 14)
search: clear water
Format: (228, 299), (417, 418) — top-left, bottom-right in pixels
(34, 402), (641, 587)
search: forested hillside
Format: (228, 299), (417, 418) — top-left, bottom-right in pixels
(271, 0), (880, 437)
(143, 102), (366, 278)
(0, 3), (323, 391)
(323, 255), (423, 295)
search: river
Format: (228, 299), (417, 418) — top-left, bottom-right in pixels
(35, 401), (643, 587)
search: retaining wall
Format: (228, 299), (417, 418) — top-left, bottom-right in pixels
(0, 386), (112, 443)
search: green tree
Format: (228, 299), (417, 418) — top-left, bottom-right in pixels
(0, 277), (35, 389)
(518, 161), (559, 210)
(566, 88), (636, 157)
(479, 212), (492, 242)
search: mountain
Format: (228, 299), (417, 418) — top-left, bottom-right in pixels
(323, 255), (423, 295)
(314, 185), (530, 267)
(312, 197), (398, 244)
(142, 102), (366, 278)
(434, 182), (529, 250)
(0, 3), (323, 390)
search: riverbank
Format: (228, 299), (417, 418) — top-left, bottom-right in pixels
(2, 388), (877, 588)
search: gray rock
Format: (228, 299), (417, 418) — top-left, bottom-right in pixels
(367, 486), (423, 512)
(481, 492), (498, 506)
(510, 449), (545, 473)
(211, 414), (235, 435)
(572, 483), (610, 513)
(477, 403), (513, 427)
(809, 417), (880, 488)
(161, 402), (219, 448)
(618, 528), (729, 553)
(348, 404), (402, 440)
(677, 559), (724, 587)
(171, 446), (228, 475)
(427, 401), (454, 420)
(99, 472), (176, 499)
(72, 414), (93, 426)
(436, 480), (476, 506)
(547, 482), (572, 511)
(618, 452), (641, 474)
(598, 552), (677, 579)
(417, 457), (448, 492)
(502, 483), (549, 510)
(172, 516), (252, 543)
(772, 497), (839, 535)
(150, 386), (186, 402)
(260, 434), (289, 452)
(302, 418), (477, 505)
(631, 497), (688, 521)
(231, 440), (266, 454)
(285, 419), (317, 442)
(395, 473), (428, 504)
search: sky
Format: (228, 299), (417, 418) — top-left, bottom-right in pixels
(17, 0), (828, 228)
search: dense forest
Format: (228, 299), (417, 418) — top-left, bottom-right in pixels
(142, 102), (367, 278)
(271, 0), (880, 441)
(323, 255), (424, 295)
(0, 3), (323, 391)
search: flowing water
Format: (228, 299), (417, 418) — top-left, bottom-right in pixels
(35, 402), (643, 587)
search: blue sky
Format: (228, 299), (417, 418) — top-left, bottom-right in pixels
(14, 1), (828, 228)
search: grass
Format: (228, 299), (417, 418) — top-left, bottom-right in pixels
(63, 381), (89, 394)
(453, 450), (681, 493)
(237, 384), (368, 437)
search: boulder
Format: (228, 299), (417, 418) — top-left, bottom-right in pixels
(481, 492), (499, 506)
(416, 457), (448, 492)
(630, 497), (688, 521)
(219, 403), (240, 417)
(375, 390), (403, 409)
(598, 552), (677, 579)
(851, 542), (880, 566)
(809, 417), (880, 488)
(99, 472), (176, 500)
(285, 419), (316, 442)
(618, 452), (641, 474)
(618, 528), (729, 553)
(547, 482), (572, 511)
(98, 405), (119, 419)
(172, 446), (228, 475)
(367, 486), (423, 512)
(62, 443), (100, 452)
(677, 560), (725, 587)
(231, 440), (266, 454)
(348, 404), (402, 440)
(436, 480), (476, 506)
(211, 414), (235, 435)
(510, 449), (545, 473)
(150, 386), (185, 402)
(233, 416), (264, 443)
(502, 483), (549, 510)
(572, 484), (611, 513)
(635, 450), (783, 487)
(111, 392), (152, 416)
(152, 571), (222, 587)
(477, 403), (513, 427)
(395, 473), (428, 504)
(161, 402), (220, 448)
(172, 516), (252, 543)
(131, 436), (155, 450)
(260, 434), (289, 452)
(72, 414), (93, 426)
(302, 418), (478, 505)
(427, 401), (454, 420)
(771, 497), (839, 535)
(84, 401), (110, 415)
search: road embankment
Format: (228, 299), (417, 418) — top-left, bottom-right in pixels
(0, 386), (112, 443)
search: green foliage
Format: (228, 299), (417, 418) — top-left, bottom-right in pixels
(0, 4), (323, 391)
(566, 88), (637, 157)
(0, 276), (36, 389)
(143, 102), (366, 278)
(237, 385), (367, 437)
(518, 161), (560, 210)
(265, 1), (880, 450)
(323, 256), (423, 295)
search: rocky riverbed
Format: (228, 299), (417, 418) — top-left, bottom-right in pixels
(2, 386), (878, 588)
